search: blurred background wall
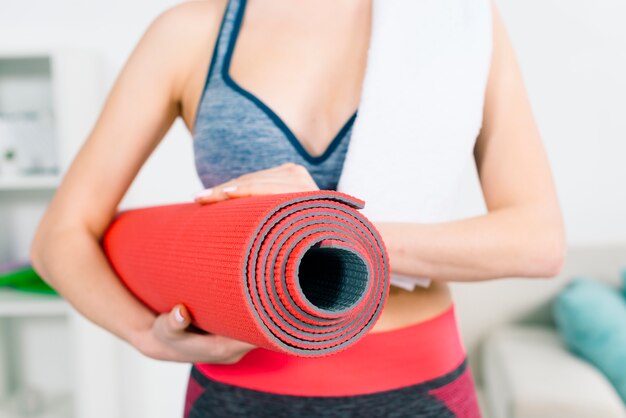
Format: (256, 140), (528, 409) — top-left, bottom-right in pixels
(0, 0), (624, 417)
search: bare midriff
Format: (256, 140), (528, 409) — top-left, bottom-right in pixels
(370, 282), (453, 333)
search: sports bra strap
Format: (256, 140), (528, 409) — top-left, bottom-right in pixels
(210, 0), (243, 81)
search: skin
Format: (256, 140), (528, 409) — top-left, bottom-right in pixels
(30, 0), (565, 364)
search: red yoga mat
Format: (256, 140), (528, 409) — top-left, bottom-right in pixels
(102, 191), (390, 357)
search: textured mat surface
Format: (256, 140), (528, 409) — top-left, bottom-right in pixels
(102, 191), (389, 356)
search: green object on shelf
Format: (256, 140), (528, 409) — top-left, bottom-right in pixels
(0, 266), (57, 295)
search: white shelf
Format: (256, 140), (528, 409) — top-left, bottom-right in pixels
(0, 394), (72, 418)
(0, 175), (60, 191)
(0, 289), (68, 317)
(0, 50), (102, 418)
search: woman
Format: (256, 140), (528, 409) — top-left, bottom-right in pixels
(31, 0), (565, 416)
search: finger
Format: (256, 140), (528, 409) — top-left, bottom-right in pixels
(193, 182), (234, 204)
(169, 332), (256, 364)
(158, 304), (191, 337)
(201, 335), (256, 364)
(193, 172), (285, 203)
(245, 170), (318, 186)
(193, 163), (315, 204)
(211, 334), (257, 361)
(195, 179), (305, 203)
(222, 181), (311, 198)
(194, 178), (248, 203)
(194, 165), (287, 201)
(193, 171), (286, 204)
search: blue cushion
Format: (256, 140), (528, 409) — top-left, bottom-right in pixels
(554, 277), (626, 403)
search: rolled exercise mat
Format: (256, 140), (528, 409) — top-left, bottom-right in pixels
(102, 191), (390, 357)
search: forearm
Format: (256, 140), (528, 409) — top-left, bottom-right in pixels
(31, 224), (155, 344)
(376, 204), (565, 282)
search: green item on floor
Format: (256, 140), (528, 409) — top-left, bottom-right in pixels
(0, 266), (57, 295)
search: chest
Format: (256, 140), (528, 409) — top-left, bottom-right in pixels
(194, 0), (371, 156)
(193, 0), (371, 191)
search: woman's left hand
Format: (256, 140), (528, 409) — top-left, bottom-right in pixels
(193, 162), (320, 204)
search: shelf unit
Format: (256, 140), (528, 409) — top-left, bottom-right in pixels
(0, 176), (60, 191)
(0, 394), (72, 418)
(0, 290), (68, 317)
(0, 49), (102, 418)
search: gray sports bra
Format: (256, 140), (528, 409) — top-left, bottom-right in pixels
(192, 0), (357, 191)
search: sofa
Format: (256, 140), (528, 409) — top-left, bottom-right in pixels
(450, 245), (626, 418)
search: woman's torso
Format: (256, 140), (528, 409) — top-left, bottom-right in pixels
(178, 0), (452, 333)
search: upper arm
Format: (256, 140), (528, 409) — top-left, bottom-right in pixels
(475, 2), (561, 216)
(40, 4), (208, 238)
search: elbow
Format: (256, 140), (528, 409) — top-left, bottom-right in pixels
(30, 222), (50, 282)
(30, 215), (97, 288)
(537, 239), (566, 278)
(526, 223), (566, 279)
(30, 218), (63, 287)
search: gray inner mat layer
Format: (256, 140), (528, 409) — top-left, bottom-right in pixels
(298, 246), (369, 312)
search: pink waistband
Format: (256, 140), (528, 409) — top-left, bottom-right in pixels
(195, 304), (465, 396)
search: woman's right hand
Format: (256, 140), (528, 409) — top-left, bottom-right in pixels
(132, 304), (257, 364)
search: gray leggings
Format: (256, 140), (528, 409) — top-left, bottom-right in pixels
(183, 359), (481, 418)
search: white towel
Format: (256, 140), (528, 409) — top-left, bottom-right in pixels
(337, 0), (493, 290)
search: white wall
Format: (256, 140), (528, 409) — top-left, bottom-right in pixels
(454, 0), (626, 242)
(499, 0), (626, 245)
(1, 0), (625, 416)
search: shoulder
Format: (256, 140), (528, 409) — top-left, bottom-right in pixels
(135, 0), (229, 99)
(140, 0), (227, 55)
(149, 0), (226, 36)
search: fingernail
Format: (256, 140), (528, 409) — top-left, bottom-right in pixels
(222, 185), (237, 193)
(174, 306), (185, 323)
(193, 188), (213, 200)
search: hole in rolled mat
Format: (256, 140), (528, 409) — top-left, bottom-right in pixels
(297, 246), (368, 312)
